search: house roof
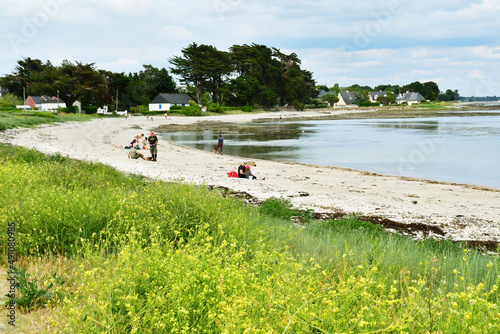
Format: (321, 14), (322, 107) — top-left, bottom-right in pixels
(338, 91), (356, 105)
(317, 90), (330, 99)
(369, 91), (387, 99)
(43, 98), (64, 104)
(29, 96), (44, 104)
(398, 92), (425, 102)
(150, 93), (193, 104)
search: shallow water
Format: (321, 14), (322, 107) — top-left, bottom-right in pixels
(160, 115), (500, 188)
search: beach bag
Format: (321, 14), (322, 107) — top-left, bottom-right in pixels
(227, 171), (238, 178)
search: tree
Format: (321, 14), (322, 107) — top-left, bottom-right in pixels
(225, 44), (280, 107)
(437, 93), (449, 102)
(321, 93), (339, 106)
(316, 85), (329, 92)
(376, 95), (391, 106)
(139, 65), (177, 101)
(273, 48), (316, 108)
(170, 43), (231, 105)
(28, 60), (106, 110)
(0, 57), (48, 99)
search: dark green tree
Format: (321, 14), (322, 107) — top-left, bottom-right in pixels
(0, 57), (48, 99)
(28, 60), (107, 109)
(170, 43), (231, 105)
(224, 44), (280, 107)
(273, 48), (316, 108)
(321, 93), (339, 106)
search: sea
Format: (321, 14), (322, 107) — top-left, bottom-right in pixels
(160, 113), (500, 189)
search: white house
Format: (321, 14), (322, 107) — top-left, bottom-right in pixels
(41, 98), (81, 112)
(24, 96), (81, 111)
(337, 91), (357, 106)
(368, 91), (387, 103)
(149, 93), (194, 111)
(397, 92), (425, 105)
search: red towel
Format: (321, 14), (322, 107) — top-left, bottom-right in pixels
(227, 171), (238, 178)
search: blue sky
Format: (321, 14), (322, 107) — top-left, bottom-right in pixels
(1, 0), (500, 97)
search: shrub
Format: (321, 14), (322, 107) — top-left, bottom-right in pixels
(259, 197), (298, 220)
(181, 105), (202, 116)
(60, 106), (77, 113)
(358, 101), (379, 107)
(291, 100), (305, 111)
(207, 102), (223, 113)
(83, 106), (98, 114)
(239, 106), (252, 112)
(7, 266), (65, 311)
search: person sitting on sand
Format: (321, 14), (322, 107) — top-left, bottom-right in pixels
(244, 165), (265, 180)
(127, 139), (146, 160)
(238, 162), (247, 178)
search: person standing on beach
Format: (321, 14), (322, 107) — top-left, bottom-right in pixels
(148, 131), (158, 161)
(215, 134), (224, 155)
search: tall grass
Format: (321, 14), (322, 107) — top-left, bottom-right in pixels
(0, 109), (95, 131)
(1, 144), (499, 333)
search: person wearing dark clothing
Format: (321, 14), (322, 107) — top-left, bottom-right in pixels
(148, 131), (158, 161)
(215, 135), (224, 155)
(238, 163), (247, 178)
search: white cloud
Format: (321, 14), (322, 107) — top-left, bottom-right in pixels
(1, 0), (500, 96)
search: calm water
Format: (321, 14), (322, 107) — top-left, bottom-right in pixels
(160, 115), (500, 188)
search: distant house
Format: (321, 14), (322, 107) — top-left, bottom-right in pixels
(397, 92), (425, 105)
(149, 93), (194, 111)
(24, 96), (44, 109)
(0, 86), (7, 97)
(317, 90), (329, 100)
(368, 91), (387, 103)
(337, 91), (356, 106)
(24, 95), (81, 111)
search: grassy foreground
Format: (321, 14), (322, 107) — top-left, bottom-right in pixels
(0, 145), (499, 333)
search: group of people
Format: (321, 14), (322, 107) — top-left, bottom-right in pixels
(126, 132), (264, 180)
(237, 162), (264, 180)
(127, 131), (158, 161)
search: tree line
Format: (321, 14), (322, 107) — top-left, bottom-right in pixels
(317, 82), (460, 106)
(0, 43), (317, 112)
(1, 44), (462, 112)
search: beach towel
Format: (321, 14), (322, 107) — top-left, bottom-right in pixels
(227, 171), (238, 178)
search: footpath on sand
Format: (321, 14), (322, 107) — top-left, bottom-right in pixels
(1, 109), (499, 250)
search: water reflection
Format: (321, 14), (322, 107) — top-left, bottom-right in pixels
(365, 121), (439, 131)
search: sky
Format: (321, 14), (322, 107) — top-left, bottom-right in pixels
(1, 0), (500, 97)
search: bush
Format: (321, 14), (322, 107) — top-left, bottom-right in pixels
(240, 106), (252, 112)
(131, 105), (148, 113)
(259, 197), (298, 220)
(83, 106), (98, 114)
(181, 105), (203, 116)
(60, 106), (77, 113)
(291, 100), (305, 111)
(207, 102), (223, 113)
(358, 101), (379, 107)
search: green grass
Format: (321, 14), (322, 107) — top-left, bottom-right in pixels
(0, 109), (97, 131)
(1, 145), (499, 333)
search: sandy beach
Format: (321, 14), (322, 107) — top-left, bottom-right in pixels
(2, 110), (499, 247)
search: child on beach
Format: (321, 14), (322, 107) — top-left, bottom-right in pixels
(127, 139), (146, 160)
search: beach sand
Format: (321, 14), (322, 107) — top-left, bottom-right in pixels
(2, 110), (499, 247)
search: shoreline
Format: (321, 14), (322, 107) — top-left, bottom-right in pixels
(1, 109), (499, 247)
